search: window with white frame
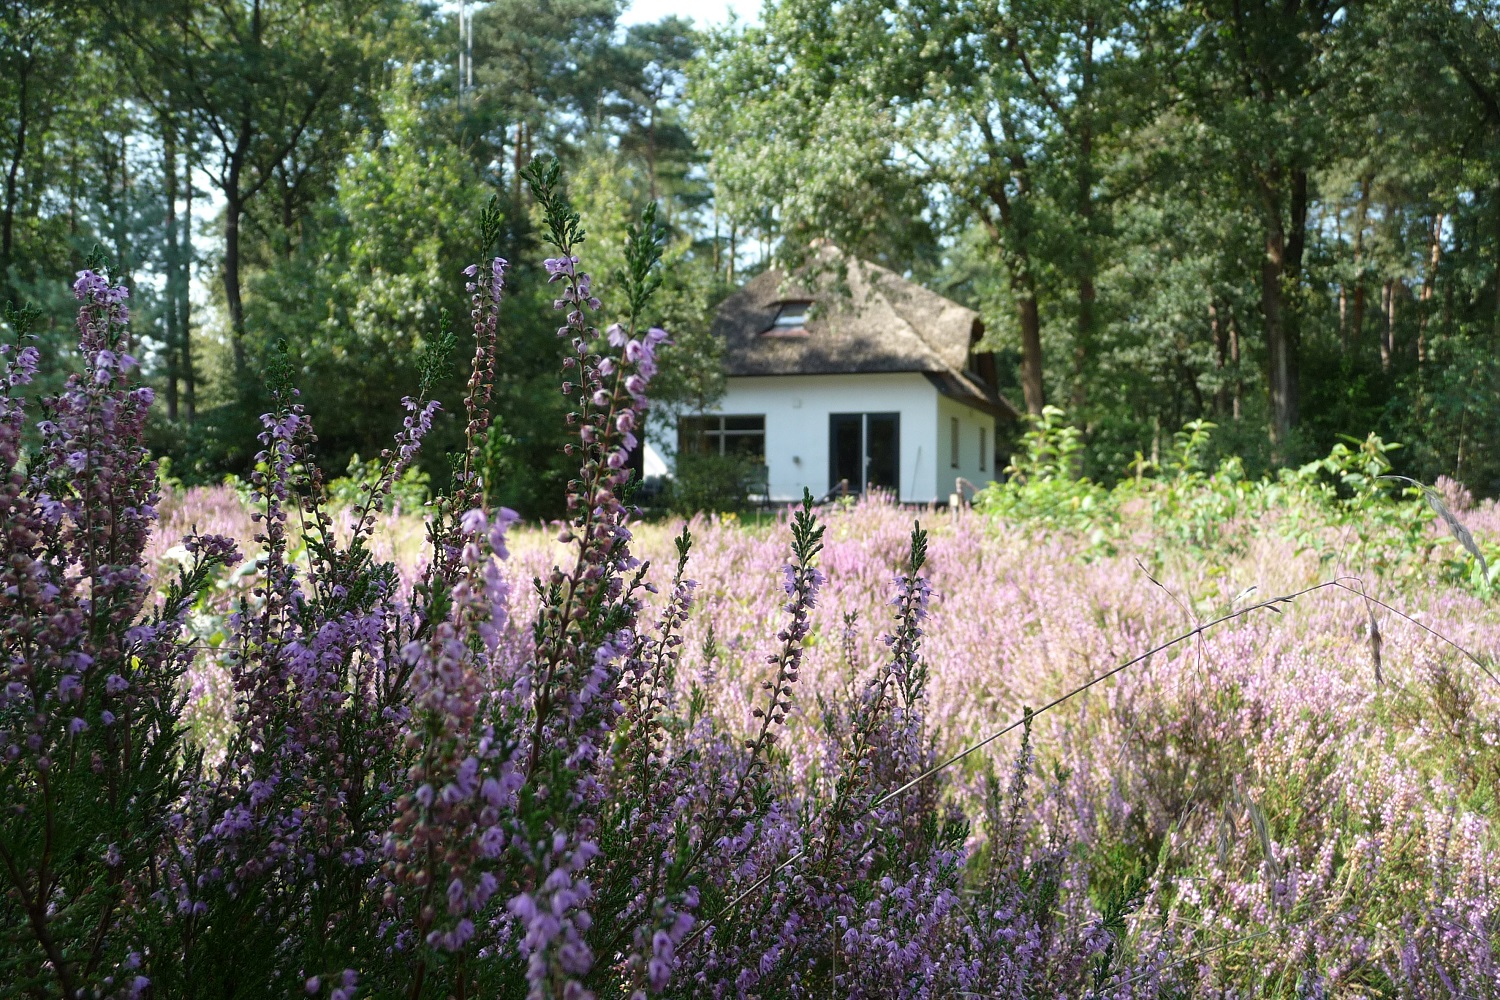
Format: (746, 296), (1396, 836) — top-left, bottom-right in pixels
(771, 301), (812, 329)
(678, 415), (766, 461)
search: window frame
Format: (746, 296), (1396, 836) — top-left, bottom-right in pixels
(771, 300), (813, 329)
(678, 414), (766, 461)
(829, 412), (901, 495)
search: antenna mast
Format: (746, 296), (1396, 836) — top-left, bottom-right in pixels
(458, 1), (474, 106)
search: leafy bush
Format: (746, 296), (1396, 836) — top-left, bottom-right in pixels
(664, 450), (759, 514)
(979, 408), (1497, 594)
(328, 452), (431, 513)
(976, 405), (1116, 541)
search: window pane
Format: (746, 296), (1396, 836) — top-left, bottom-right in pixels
(979, 427), (987, 471)
(774, 301), (811, 327)
(679, 416), (711, 455)
(866, 413), (900, 491)
(950, 417), (959, 468)
(723, 415), (765, 432)
(724, 432), (764, 461)
(829, 414), (862, 493)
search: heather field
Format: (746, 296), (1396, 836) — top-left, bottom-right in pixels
(153, 482), (1500, 990)
(12, 249), (1500, 998)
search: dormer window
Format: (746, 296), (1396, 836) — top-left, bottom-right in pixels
(764, 300), (813, 337)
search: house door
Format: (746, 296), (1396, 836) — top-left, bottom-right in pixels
(829, 412), (900, 495)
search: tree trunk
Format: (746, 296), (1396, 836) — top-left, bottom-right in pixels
(163, 117), (180, 421)
(1210, 298), (1228, 416)
(981, 185), (1045, 415)
(514, 121), (525, 203)
(1017, 278), (1044, 417)
(67, 137), (77, 239)
(646, 104), (658, 203)
(1260, 169), (1306, 457)
(1381, 279), (1394, 372)
(2, 59), (29, 299)
(1262, 226), (1293, 449)
(1337, 282), (1347, 351)
(182, 153), (196, 422)
(1494, 180), (1500, 342)
(280, 167), (296, 260)
(117, 131), (132, 332)
(1072, 279), (1094, 413)
(981, 162), (1043, 416)
(224, 190), (247, 375)
(1418, 211), (1443, 368)
(1070, 18), (1097, 416)
(1335, 207), (1346, 351)
(1180, 349), (1205, 417)
(1229, 308), (1243, 422)
(224, 120), (249, 379)
(1350, 175), (1370, 351)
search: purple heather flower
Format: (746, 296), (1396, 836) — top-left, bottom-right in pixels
(461, 508), (488, 536)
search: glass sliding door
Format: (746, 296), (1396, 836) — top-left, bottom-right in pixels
(865, 413), (899, 490)
(829, 414), (863, 494)
(828, 412), (900, 496)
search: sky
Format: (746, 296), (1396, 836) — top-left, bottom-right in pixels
(617, 0), (761, 28)
(438, 0), (761, 29)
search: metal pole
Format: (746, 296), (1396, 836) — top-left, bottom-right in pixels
(458, 0), (469, 106)
(464, 1), (473, 94)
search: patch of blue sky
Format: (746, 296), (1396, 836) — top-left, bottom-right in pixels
(618, 0), (761, 28)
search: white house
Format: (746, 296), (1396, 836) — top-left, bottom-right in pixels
(649, 250), (1019, 504)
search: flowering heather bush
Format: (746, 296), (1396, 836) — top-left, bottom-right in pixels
(488, 496), (1497, 994)
(0, 168), (1091, 999)
(6, 164), (1500, 999)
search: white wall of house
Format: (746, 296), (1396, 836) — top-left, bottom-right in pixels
(936, 393), (998, 502)
(651, 372), (998, 504)
(727, 373), (937, 502)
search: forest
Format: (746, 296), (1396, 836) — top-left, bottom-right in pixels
(3, 0), (1500, 509)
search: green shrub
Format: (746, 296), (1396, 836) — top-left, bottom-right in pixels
(667, 451), (761, 514)
(328, 452), (431, 512)
(977, 409), (1494, 595)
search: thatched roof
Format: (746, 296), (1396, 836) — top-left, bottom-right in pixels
(711, 249), (1020, 420)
